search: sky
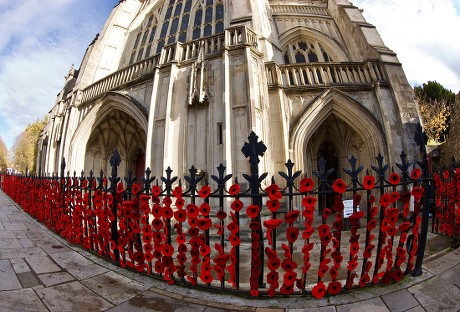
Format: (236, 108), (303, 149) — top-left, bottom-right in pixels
(1, 0), (460, 150)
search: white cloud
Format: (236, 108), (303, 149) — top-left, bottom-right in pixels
(0, 0), (115, 149)
(353, 0), (460, 93)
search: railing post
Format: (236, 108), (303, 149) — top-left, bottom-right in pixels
(109, 149), (121, 261)
(242, 131), (267, 289)
(413, 123), (431, 276)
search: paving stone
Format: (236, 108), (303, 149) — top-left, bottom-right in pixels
(11, 258), (31, 273)
(0, 288), (48, 311)
(3, 222), (28, 231)
(288, 307), (336, 312)
(409, 263), (460, 312)
(0, 247), (46, 259)
(81, 271), (151, 305)
(106, 291), (208, 312)
(17, 271), (41, 288)
(34, 239), (72, 254)
(0, 259), (22, 290)
(50, 250), (94, 268)
(65, 262), (109, 280)
(39, 271), (75, 287)
(35, 280), (114, 312)
(0, 230), (16, 238)
(381, 289), (419, 312)
(0, 238), (23, 248)
(404, 306), (426, 312)
(336, 297), (390, 312)
(26, 255), (61, 274)
(19, 237), (36, 248)
(423, 248), (460, 275)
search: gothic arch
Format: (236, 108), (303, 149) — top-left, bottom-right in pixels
(278, 27), (349, 63)
(289, 89), (388, 176)
(69, 92), (148, 173)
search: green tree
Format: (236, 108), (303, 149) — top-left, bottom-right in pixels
(12, 120), (46, 173)
(0, 136), (8, 171)
(414, 81), (456, 143)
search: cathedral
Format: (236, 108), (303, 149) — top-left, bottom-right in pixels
(37, 0), (420, 183)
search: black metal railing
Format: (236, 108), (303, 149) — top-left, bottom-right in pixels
(1, 130), (458, 298)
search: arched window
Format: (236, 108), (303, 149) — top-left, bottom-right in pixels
(284, 40), (332, 64)
(130, 15), (158, 64)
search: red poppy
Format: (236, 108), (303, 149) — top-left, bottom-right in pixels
(132, 183), (141, 195)
(363, 175), (375, 190)
(174, 209), (186, 222)
(199, 203), (211, 216)
(411, 186), (424, 201)
(172, 186), (182, 198)
(329, 265), (339, 280)
(266, 200), (280, 213)
(162, 196), (172, 206)
(348, 211), (364, 225)
(130, 221), (141, 234)
(318, 224), (330, 237)
(227, 234), (239, 246)
(227, 222), (239, 234)
(198, 185), (211, 198)
(162, 206), (173, 219)
(213, 211), (226, 221)
(367, 219), (377, 231)
(410, 168), (421, 180)
(151, 185), (161, 196)
(302, 196), (317, 208)
(312, 281), (326, 299)
(399, 221), (411, 232)
(386, 226), (397, 236)
(116, 182), (124, 194)
(246, 205), (260, 219)
(302, 227), (314, 239)
(369, 195), (376, 204)
(186, 204), (199, 218)
(332, 178), (347, 194)
(263, 218), (283, 230)
(300, 177), (315, 193)
(151, 218), (163, 230)
(389, 172), (400, 185)
(228, 184), (240, 196)
(230, 199), (244, 212)
(370, 206), (378, 218)
(266, 271), (279, 285)
(350, 242), (359, 256)
(283, 271), (297, 286)
(322, 207), (332, 220)
(286, 226), (299, 243)
(265, 184), (283, 201)
(161, 244), (174, 257)
(285, 210), (300, 224)
(327, 281), (342, 295)
(380, 193), (392, 207)
(200, 273), (214, 284)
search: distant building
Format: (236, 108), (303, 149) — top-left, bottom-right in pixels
(37, 0), (420, 182)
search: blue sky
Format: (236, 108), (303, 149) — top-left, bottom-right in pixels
(0, 0), (460, 151)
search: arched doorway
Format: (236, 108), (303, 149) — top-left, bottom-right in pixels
(85, 109), (147, 178)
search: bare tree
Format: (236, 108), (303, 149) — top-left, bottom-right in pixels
(0, 136), (8, 171)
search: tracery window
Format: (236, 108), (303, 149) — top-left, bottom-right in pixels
(131, 0), (225, 63)
(130, 14), (158, 64)
(284, 40), (332, 64)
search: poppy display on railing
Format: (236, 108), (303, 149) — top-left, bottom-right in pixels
(1, 132), (458, 298)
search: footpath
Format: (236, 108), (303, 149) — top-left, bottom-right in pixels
(0, 188), (459, 312)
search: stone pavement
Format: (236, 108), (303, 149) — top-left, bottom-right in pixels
(0, 188), (459, 312)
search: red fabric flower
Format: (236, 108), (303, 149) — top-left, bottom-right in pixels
(216, 210), (227, 220)
(389, 172), (400, 185)
(286, 226), (299, 243)
(411, 186), (424, 201)
(198, 185), (211, 198)
(197, 218), (212, 231)
(312, 281), (326, 299)
(229, 234), (240, 246)
(174, 209), (186, 222)
(302, 196), (317, 208)
(410, 168), (421, 180)
(199, 203), (211, 216)
(186, 204), (199, 218)
(363, 175), (375, 190)
(231, 199), (244, 212)
(172, 186), (182, 198)
(161, 244), (174, 257)
(332, 178), (347, 194)
(266, 200), (280, 212)
(151, 185), (161, 196)
(263, 218), (283, 230)
(318, 224), (330, 237)
(132, 183), (141, 195)
(285, 210), (300, 224)
(380, 193), (392, 207)
(228, 184), (240, 196)
(299, 177), (315, 193)
(116, 182), (125, 194)
(327, 281), (342, 295)
(265, 184), (283, 200)
(246, 205), (260, 219)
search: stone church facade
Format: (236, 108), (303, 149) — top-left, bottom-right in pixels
(37, 0), (420, 183)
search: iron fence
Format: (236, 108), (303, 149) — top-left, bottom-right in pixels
(1, 131), (459, 298)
